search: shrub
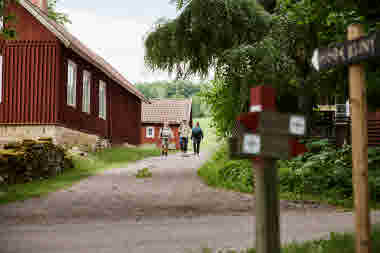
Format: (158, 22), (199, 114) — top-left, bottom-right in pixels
(136, 167), (153, 178)
(279, 139), (380, 206)
(198, 145), (253, 193)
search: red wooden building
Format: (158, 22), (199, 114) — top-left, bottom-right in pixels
(0, 0), (148, 147)
(141, 99), (192, 149)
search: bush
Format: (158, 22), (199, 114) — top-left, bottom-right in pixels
(198, 145), (253, 193)
(136, 167), (153, 178)
(279, 139), (380, 206)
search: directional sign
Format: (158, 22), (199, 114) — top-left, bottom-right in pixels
(229, 134), (290, 160)
(312, 31), (379, 71)
(228, 112), (305, 160)
(237, 111), (306, 136)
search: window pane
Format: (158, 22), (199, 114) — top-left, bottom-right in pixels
(82, 71), (91, 113)
(67, 60), (77, 107)
(99, 81), (106, 119)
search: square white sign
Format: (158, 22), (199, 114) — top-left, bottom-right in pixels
(243, 134), (261, 154)
(289, 115), (306, 136)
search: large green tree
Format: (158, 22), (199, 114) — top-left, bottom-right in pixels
(145, 0), (379, 137)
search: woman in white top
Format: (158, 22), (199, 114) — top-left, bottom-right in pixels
(160, 121), (173, 157)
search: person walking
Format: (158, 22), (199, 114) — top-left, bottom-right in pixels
(191, 122), (204, 156)
(178, 120), (191, 155)
(160, 121), (173, 157)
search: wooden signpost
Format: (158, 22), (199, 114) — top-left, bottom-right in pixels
(229, 86), (306, 253)
(312, 24), (372, 253)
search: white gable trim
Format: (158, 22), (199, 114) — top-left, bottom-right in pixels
(19, 0), (71, 47)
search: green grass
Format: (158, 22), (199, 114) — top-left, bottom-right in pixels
(0, 146), (160, 205)
(197, 145), (254, 193)
(194, 225), (380, 253)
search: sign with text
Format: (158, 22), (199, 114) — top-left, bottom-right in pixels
(312, 31), (379, 71)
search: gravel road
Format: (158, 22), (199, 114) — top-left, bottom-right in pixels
(1, 151), (380, 253)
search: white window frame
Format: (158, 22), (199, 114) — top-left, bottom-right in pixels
(0, 17), (3, 31)
(146, 127), (155, 138)
(0, 55), (2, 104)
(82, 70), (91, 114)
(67, 60), (77, 107)
(99, 80), (107, 119)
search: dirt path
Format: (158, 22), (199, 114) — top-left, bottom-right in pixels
(1, 151), (380, 253)
(0, 151), (332, 225)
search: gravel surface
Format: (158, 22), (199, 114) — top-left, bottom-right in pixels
(1, 150), (379, 253)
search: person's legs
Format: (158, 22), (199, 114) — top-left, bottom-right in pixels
(179, 137), (184, 152)
(196, 139), (201, 155)
(184, 137), (188, 153)
(193, 139), (197, 155)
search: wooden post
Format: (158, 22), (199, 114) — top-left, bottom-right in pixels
(250, 86), (280, 253)
(255, 158), (280, 253)
(348, 24), (371, 253)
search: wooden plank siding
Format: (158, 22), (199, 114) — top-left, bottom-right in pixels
(0, 2), (144, 146)
(58, 47), (142, 145)
(0, 41), (59, 124)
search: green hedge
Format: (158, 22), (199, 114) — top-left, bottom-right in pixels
(198, 141), (380, 207)
(279, 140), (380, 206)
(198, 145), (253, 193)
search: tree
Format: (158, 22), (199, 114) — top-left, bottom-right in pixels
(47, 0), (71, 25)
(145, 0), (271, 78)
(146, 0), (378, 137)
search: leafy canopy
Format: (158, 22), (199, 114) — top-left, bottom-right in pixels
(145, 0), (271, 78)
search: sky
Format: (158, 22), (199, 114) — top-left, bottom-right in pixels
(56, 0), (179, 84)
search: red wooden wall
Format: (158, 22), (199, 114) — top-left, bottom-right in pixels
(58, 48), (142, 145)
(109, 84), (141, 145)
(0, 2), (143, 146)
(0, 41), (60, 124)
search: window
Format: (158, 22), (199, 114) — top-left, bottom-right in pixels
(0, 55), (2, 104)
(146, 127), (155, 138)
(67, 60), (77, 107)
(99, 80), (107, 119)
(82, 71), (91, 113)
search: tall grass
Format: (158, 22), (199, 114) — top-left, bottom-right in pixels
(0, 147), (160, 205)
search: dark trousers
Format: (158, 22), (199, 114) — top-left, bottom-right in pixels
(193, 138), (201, 154)
(180, 137), (188, 152)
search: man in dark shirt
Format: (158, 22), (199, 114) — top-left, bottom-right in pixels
(191, 122), (204, 156)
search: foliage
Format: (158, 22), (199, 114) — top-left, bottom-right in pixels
(278, 140), (380, 207)
(0, 146), (160, 205)
(145, 0), (271, 78)
(197, 145), (253, 193)
(47, 0), (71, 25)
(136, 167), (153, 178)
(0, 0), (17, 38)
(151, 0), (380, 138)
(196, 225), (380, 253)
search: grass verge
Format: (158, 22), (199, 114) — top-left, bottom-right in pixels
(0, 146), (160, 205)
(196, 225), (380, 253)
(197, 145), (253, 193)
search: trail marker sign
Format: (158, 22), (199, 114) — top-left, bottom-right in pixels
(229, 111), (306, 160)
(312, 31), (379, 71)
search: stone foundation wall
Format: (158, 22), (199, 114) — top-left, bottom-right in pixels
(0, 125), (99, 149)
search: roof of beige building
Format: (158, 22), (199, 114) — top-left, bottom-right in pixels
(142, 99), (192, 124)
